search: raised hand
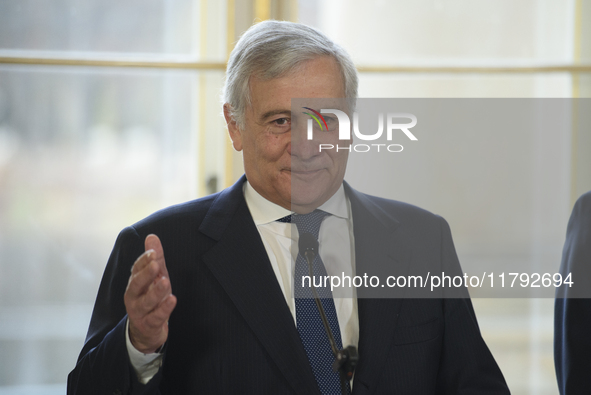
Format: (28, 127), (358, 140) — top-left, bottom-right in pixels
(124, 234), (177, 354)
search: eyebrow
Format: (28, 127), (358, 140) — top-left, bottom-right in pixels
(260, 109), (291, 122)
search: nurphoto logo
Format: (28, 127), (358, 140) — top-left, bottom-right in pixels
(303, 107), (418, 153)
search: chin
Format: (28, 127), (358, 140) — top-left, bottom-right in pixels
(290, 190), (326, 210)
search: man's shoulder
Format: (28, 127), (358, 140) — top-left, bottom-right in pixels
(129, 177), (247, 235)
(131, 192), (221, 234)
(567, 190), (591, 232)
(574, 190), (591, 212)
(363, 192), (437, 216)
(346, 185), (444, 228)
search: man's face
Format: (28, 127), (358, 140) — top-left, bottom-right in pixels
(225, 56), (349, 214)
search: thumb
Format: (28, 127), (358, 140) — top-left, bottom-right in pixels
(145, 234), (168, 277)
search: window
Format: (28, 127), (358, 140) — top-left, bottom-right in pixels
(1, 1), (589, 393)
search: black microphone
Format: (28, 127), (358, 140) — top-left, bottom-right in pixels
(298, 232), (319, 265)
(298, 232), (358, 395)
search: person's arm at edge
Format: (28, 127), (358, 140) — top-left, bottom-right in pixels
(555, 191), (591, 395)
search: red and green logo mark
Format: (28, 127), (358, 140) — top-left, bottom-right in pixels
(302, 107), (328, 131)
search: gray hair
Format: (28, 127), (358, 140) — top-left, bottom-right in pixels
(222, 20), (358, 129)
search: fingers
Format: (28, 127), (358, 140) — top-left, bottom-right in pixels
(125, 234), (176, 353)
(131, 249), (154, 276)
(138, 276), (172, 316)
(127, 259), (159, 300)
(143, 294), (177, 330)
(128, 294), (177, 353)
(145, 234), (169, 277)
(128, 234), (169, 296)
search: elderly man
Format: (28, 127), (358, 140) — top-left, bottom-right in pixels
(68, 21), (509, 394)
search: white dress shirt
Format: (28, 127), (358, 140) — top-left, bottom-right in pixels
(126, 181), (359, 384)
(243, 181), (359, 349)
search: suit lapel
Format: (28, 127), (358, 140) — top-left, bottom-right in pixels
(344, 184), (412, 394)
(199, 176), (321, 395)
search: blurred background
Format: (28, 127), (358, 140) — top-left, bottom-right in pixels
(0, 0), (589, 393)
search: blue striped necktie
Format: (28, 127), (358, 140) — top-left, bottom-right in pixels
(278, 210), (350, 395)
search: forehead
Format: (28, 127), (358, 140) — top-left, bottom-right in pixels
(247, 56), (345, 114)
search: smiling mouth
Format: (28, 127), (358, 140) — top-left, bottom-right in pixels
(289, 168), (323, 175)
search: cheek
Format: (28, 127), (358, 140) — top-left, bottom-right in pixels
(330, 151), (349, 172)
(257, 133), (290, 159)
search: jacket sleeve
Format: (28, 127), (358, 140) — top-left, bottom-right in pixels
(554, 191), (591, 395)
(67, 226), (163, 395)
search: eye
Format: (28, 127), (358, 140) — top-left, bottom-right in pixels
(324, 116), (337, 125)
(321, 116), (338, 131)
(272, 117), (290, 126)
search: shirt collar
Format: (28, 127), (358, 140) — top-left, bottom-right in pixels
(243, 181), (349, 225)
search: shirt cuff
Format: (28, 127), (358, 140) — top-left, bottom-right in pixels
(125, 318), (164, 384)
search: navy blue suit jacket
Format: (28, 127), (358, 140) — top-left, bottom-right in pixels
(555, 191), (591, 394)
(68, 176), (509, 394)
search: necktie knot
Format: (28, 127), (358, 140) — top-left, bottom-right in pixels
(277, 210), (329, 238)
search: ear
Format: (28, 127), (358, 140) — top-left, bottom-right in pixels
(223, 103), (243, 151)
